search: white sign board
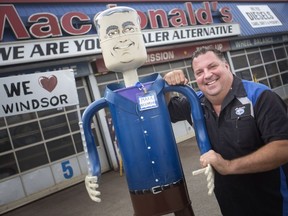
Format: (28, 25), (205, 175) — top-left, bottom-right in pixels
(0, 23), (240, 66)
(0, 69), (79, 117)
(143, 23), (240, 47)
(237, 5), (282, 28)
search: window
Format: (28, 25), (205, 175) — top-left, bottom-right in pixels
(0, 77), (92, 180)
(231, 55), (249, 70)
(228, 42), (288, 99)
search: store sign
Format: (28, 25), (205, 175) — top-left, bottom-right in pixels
(143, 23), (240, 47)
(0, 35), (100, 66)
(0, 3), (233, 40)
(230, 35), (285, 50)
(0, 70), (79, 117)
(0, 2), (239, 66)
(237, 5), (282, 28)
(0, 23), (240, 66)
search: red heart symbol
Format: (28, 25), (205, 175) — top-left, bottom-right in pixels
(39, 75), (57, 92)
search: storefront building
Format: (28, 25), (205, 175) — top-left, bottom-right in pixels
(1, 0), (288, 213)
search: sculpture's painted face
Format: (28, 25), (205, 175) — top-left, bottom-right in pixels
(95, 7), (147, 72)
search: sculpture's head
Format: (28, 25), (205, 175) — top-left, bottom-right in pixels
(95, 7), (147, 72)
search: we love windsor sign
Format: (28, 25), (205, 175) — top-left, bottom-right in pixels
(0, 70), (79, 117)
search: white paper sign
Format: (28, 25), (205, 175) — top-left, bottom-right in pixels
(0, 69), (79, 117)
(237, 5), (282, 28)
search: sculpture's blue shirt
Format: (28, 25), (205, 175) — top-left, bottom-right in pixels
(105, 74), (183, 190)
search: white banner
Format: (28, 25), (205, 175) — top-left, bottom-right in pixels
(0, 69), (79, 117)
(143, 23), (241, 47)
(0, 23), (240, 67)
(237, 5), (282, 28)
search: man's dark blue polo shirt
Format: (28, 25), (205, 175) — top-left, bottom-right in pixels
(168, 76), (288, 216)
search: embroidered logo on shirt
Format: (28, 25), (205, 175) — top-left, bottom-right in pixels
(231, 104), (251, 119)
(235, 106), (245, 115)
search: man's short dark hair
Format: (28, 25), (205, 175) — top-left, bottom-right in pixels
(191, 46), (226, 63)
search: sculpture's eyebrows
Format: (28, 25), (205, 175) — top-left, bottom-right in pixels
(122, 21), (135, 28)
(106, 25), (119, 34)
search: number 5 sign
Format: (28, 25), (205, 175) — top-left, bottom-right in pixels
(61, 161), (74, 179)
(51, 158), (81, 184)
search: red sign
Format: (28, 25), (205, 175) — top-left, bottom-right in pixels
(0, 2), (233, 41)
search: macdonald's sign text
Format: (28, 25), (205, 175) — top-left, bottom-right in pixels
(0, 2), (240, 66)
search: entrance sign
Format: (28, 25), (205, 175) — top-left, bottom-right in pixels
(0, 69), (79, 117)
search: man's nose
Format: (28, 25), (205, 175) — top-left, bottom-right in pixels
(203, 68), (212, 78)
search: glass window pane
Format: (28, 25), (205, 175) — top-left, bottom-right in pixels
(185, 59), (191, 66)
(67, 112), (80, 132)
(75, 78), (83, 87)
(269, 75), (282, 89)
(274, 47), (286, 59)
(260, 45), (272, 50)
(248, 53), (262, 66)
(191, 82), (199, 91)
(187, 67), (195, 81)
(65, 105), (78, 112)
(246, 47), (258, 53)
(170, 60), (185, 69)
(16, 144), (49, 172)
(251, 66), (266, 79)
(281, 72), (288, 85)
(0, 129), (12, 153)
(231, 55), (248, 70)
(265, 63), (278, 76)
(230, 49), (245, 55)
(37, 107), (64, 117)
(261, 50), (275, 63)
(236, 69), (252, 81)
(10, 122), (42, 148)
(46, 136), (75, 161)
(95, 72), (117, 84)
(0, 153), (18, 180)
(0, 117), (5, 127)
(154, 63), (171, 73)
(77, 88), (89, 107)
(278, 60), (288, 72)
(98, 85), (106, 97)
(138, 65), (154, 76)
(40, 115), (69, 139)
(74, 133), (83, 153)
(259, 79), (269, 87)
(6, 112), (37, 125)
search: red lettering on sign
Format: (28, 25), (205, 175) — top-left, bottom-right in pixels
(61, 12), (91, 35)
(148, 9), (169, 28)
(195, 2), (213, 25)
(0, 2), (233, 41)
(29, 13), (62, 38)
(169, 8), (188, 27)
(0, 5), (30, 40)
(220, 7), (233, 23)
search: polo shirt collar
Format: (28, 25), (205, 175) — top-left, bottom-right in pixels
(201, 75), (247, 111)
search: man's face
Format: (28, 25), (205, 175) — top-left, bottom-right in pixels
(192, 51), (233, 101)
(97, 10), (146, 72)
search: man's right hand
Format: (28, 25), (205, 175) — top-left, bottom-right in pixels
(85, 175), (101, 202)
(163, 70), (188, 85)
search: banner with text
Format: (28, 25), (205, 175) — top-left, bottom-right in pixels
(0, 23), (240, 67)
(0, 70), (79, 117)
(237, 5), (282, 28)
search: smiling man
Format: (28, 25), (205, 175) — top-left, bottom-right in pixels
(164, 46), (288, 216)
